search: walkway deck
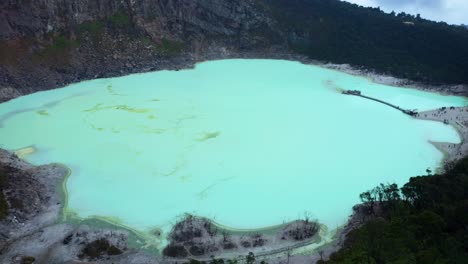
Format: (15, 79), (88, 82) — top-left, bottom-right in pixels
(343, 90), (418, 116)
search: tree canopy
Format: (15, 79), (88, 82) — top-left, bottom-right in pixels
(321, 156), (468, 263)
(259, 0), (468, 85)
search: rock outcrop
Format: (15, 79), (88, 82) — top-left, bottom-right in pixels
(163, 215), (321, 259)
(1, 0), (280, 44)
(0, 149), (67, 248)
(0, 0), (285, 101)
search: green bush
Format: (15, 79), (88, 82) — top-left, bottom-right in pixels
(259, 0), (468, 84)
(160, 38), (185, 55)
(50, 36), (77, 52)
(37, 35), (78, 57)
(108, 12), (131, 28)
(78, 21), (104, 37)
(323, 155), (468, 263)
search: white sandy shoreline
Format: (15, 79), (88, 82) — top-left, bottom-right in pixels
(416, 107), (468, 165)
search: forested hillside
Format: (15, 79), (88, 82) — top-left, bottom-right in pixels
(259, 0), (468, 85)
(320, 157), (468, 263)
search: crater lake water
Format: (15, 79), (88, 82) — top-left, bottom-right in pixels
(0, 60), (465, 240)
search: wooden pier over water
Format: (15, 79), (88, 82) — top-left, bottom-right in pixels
(343, 90), (418, 116)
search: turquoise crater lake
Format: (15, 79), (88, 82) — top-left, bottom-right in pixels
(0, 59), (465, 239)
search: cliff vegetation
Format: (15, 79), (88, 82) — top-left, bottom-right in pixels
(259, 0), (468, 85)
(320, 157), (468, 263)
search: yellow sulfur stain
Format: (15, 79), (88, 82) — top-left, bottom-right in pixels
(144, 128), (165, 134)
(14, 146), (36, 159)
(179, 175), (191, 182)
(84, 104), (151, 114)
(196, 131), (221, 142)
(37, 110), (49, 116)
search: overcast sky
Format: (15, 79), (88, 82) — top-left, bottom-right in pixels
(344, 0), (468, 25)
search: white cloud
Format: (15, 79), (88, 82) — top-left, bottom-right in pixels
(346, 0), (378, 7)
(343, 0), (468, 24)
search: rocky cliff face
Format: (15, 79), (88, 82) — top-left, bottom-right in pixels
(1, 1), (467, 102)
(1, 0), (280, 45)
(0, 0), (286, 101)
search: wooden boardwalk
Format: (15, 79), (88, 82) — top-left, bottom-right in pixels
(342, 90), (418, 116)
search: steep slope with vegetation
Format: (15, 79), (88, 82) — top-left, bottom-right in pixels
(320, 157), (468, 264)
(259, 0), (468, 85)
(1, 0), (468, 102)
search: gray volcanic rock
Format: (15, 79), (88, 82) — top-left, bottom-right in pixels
(1, 0), (277, 42)
(0, 0), (285, 98)
(0, 87), (22, 103)
(0, 149), (68, 248)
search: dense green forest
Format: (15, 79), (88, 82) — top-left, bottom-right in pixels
(320, 157), (468, 263)
(259, 0), (468, 85)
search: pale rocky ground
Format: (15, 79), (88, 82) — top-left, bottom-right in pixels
(323, 63), (468, 96)
(0, 87), (22, 103)
(416, 107), (468, 165)
(0, 149), (66, 247)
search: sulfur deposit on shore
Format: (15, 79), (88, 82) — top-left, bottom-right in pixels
(417, 106), (468, 164)
(12, 146), (35, 159)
